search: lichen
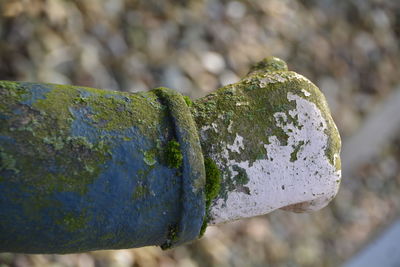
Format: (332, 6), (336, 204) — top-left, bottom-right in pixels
(192, 76), (296, 200)
(232, 165), (249, 185)
(164, 140), (183, 169)
(191, 59), (341, 204)
(192, 76), (299, 167)
(0, 81), (169, 225)
(81, 90), (161, 135)
(1, 81), (206, 250)
(0, 83), (111, 196)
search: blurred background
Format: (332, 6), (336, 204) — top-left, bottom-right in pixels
(1, 0), (400, 266)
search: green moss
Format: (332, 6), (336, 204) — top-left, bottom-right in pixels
(33, 84), (80, 133)
(0, 81), (184, 244)
(0, 81), (19, 91)
(165, 140), (183, 169)
(57, 212), (89, 232)
(183, 95), (193, 107)
(153, 87), (205, 193)
(43, 136), (65, 150)
(199, 157), (221, 237)
(0, 83), (130, 223)
(0, 149), (19, 174)
(248, 56), (288, 74)
(71, 87), (163, 139)
(192, 75), (298, 168)
(0, 84), (111, 192)
(192, 58), (341, 204)
(204, 157), (222, 207)
(199, 218), (208, 237)
(160, 224), (179, 250)
(132, 184), (150, 199)
(0, 81), (171, 200)
(143, 149), (157, 166)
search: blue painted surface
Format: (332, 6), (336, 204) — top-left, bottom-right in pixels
(19, 82), (52, 106)
(0, 82), (205, 253)
(153, 88), (206, 248)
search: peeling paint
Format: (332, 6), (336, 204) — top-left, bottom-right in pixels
(208, 92), (340, 224)
(227, 134), (244, 153)
(192, 59), (341, 225)
(0, 56), (341, 251)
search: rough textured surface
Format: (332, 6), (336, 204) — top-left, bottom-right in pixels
(1, 1), (399, 265)
(0, 58), (341, 252)
(0, 82), (206, 253)
(192, 58), (341, 224)
(153, 87), (206, 248)
(200, 157), (222, 236)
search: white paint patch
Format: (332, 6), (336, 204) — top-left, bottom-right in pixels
(227, 134), (244, 153)
(200, 123), (219, 141)
(302, 89), (311, 97)
(289, 72), (313, 84)
(209, 92), (341, 225)
(227, 120), (234, 133)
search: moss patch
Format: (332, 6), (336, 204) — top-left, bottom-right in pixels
(153, 87), (206, 194)
(0, 148), (19, 175)
(192, 59), (341, 203)
(248, 56), (288, 74)
(183, 95), (193, 107)
(143, 149), (157, 166)
(57, 211), (89, 232)
(199, 157), (221, 237)
(0, 81), (171, 226)
(164, 140), (183, 169)
(0, 83), (111, 197)
(160, 224), (179, 250)
(132, 184), (150, 199)
(204, 158), (222, 207)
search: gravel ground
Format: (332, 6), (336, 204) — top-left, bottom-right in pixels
(1, 0), (400, 266)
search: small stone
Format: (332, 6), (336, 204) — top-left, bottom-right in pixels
(201, 52), (226, 74)
(226, 1), (247, 19)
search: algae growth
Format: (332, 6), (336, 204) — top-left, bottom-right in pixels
(160, 224), (179, 250)
(165, 140), (183, 169)
(191, 57), (341, 204)
(0, 81), (171, 232)
(199, 157), (222, 236)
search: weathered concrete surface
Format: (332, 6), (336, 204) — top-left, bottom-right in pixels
(0, 57), (341, 252)
(192, 57), (341, 225)
(0, 83), (205, 253)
